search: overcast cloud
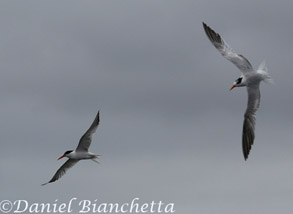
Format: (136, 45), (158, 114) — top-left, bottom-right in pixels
(1, 1), (293, 213)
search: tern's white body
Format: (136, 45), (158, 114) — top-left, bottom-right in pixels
(203, 23), (271, 160)
(66, 151), (98, 160)
(42, 111), (100, 185)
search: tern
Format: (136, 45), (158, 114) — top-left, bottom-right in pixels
(203, 22), (272, 160)
(42, 111), (100, 185)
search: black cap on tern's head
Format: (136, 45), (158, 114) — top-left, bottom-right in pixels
(64, 150), (73, 155)
(235, 77), (243, 84)
(57, 150), (73, 160)
(230, 76), (245, 91)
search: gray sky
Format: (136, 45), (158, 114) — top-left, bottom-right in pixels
(1, 0), (293, 213)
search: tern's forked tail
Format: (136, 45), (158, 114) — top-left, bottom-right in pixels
(91, 154), (101, 164)
(258, 60), (273, 84)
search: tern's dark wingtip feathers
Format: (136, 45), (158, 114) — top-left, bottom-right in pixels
(202, 23), (223, 46)
(202, 22), (209, 31)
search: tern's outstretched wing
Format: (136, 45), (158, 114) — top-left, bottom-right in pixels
(76, 111), (100, 152)
(42, 159), (79, 185)
(242, 85), (261, 160)
(203, 22), (253, 74)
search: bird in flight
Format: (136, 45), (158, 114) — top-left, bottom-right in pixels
(42, 111), (100, 185)
(203, 22), (272, 160)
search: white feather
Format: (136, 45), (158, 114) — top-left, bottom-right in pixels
(257, 60), (273, 84)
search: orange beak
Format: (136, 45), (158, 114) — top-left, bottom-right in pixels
(230, 85), (236, 91)
(57, 155), (65, 160)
